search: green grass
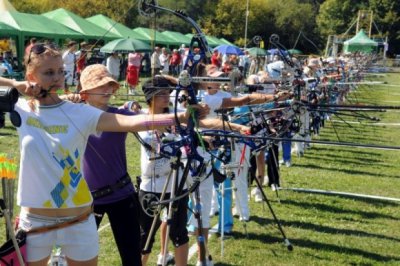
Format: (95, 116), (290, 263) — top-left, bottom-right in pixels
(1, 73), (400, 265)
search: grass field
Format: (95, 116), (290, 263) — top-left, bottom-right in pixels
(1, 72), (400, 265)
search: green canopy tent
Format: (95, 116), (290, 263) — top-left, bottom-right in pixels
(246, 47), (267, 57)
(132, 27), (176, 46)
(343, 29), (378, 53)
(185, 33), (220, 47)
(0, 10), (82, 69)
(42, 8), (119, 41)
(287, 49), (303, 55)
(206, 35), (224, 47)
(161, 31), (191, 46)
(86, 14), (146, 41)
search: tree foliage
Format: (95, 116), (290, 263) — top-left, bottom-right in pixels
(7, 0), (400, 54)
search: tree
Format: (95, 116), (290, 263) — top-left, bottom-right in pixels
(317, 0), (368, 37)
(368, 0), (400, 55)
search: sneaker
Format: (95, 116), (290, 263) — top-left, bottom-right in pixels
(196, 255), (214, 266)
(232, 206), (239, 218)
(271, 184), (280, 191)
(250, 187), (258, 197)
(285, 161), (291, 167)
(240, 216), (250, 222)
(254, 189), (263, 202)
(279, 159), (284, 165)
(157, 252), (174, 266)
(263, 176), (269, 186)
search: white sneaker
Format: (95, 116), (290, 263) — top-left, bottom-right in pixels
(196, 255), (214, 266)
(157, 252), (174, 266)
(263, 176), (269, 186)
(285, 161), (291, 167)
(232, 206), (239, 217)
(240, 215), (249, 222)
(279, 159), (284, 165)
(251, 187), (258, 197)
(271, 184), (280, 191)
(254, 189), (263, 202)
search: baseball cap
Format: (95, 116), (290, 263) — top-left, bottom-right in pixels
(67, 41), (77, 47)
(80, 64), (119, 93)
(142, 76), (172, 102)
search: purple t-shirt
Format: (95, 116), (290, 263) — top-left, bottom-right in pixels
(83, 106), (135, 205)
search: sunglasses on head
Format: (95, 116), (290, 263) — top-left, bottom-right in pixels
(27, 43), (57, 64)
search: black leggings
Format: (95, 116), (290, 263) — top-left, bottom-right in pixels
(266, 144), (280, 186)
(94, 194), (142, 266)
(138, 190), (189, 254)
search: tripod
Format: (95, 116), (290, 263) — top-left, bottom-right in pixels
(253, 173), (293, 251)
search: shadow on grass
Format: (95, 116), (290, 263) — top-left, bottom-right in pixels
(322, 134), (385, 144)
(301, 155), (391, 167)
(232, 220), (400, 263)
(280, 199), (399, 218)
(292, 163), (397, 179)
(0, 132), (14, 137)
(311, 146), (383, 156)
(303, 152), (383, 163)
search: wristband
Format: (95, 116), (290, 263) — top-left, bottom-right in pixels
(274, 94), (279, 101)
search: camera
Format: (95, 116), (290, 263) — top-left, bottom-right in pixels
(0, 86), (21, 127)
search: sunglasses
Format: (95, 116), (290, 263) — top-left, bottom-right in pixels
(27, 43), (57, 65)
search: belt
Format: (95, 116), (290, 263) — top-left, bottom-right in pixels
(28, 206), (93, 235)
(91, 174), (132, 200)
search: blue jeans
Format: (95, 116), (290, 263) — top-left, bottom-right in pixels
(282, 132), (292, 162)
(215, 179), (233, 233)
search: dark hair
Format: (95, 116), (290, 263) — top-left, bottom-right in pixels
(142, 76), (172, 104)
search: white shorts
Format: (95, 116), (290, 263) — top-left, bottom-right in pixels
(18, 210), (99, 262)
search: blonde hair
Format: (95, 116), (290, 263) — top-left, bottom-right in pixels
(24, 45), (62, 75)
(24, 45), (62, 111)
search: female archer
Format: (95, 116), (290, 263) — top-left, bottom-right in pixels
(7, 44), (208, 266)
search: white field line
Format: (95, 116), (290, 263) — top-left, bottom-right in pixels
(330, 120), (400, 126)
(98, 222), (110, 233)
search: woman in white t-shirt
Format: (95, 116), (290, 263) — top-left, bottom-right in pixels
(3, 44), (209, 266)
(135, 76), (189, 266)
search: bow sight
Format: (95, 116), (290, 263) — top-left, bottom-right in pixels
(0, 87), (21, 127)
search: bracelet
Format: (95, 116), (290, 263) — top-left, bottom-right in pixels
(274, 94), (279, 101)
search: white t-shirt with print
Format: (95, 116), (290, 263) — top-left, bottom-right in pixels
(138, 109), (183, 193)
(15, 99), (103, 209)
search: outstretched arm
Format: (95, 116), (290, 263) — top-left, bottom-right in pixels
(97, 103), (210, 132)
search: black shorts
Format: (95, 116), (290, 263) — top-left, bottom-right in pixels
(138, 190), (189, 254)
